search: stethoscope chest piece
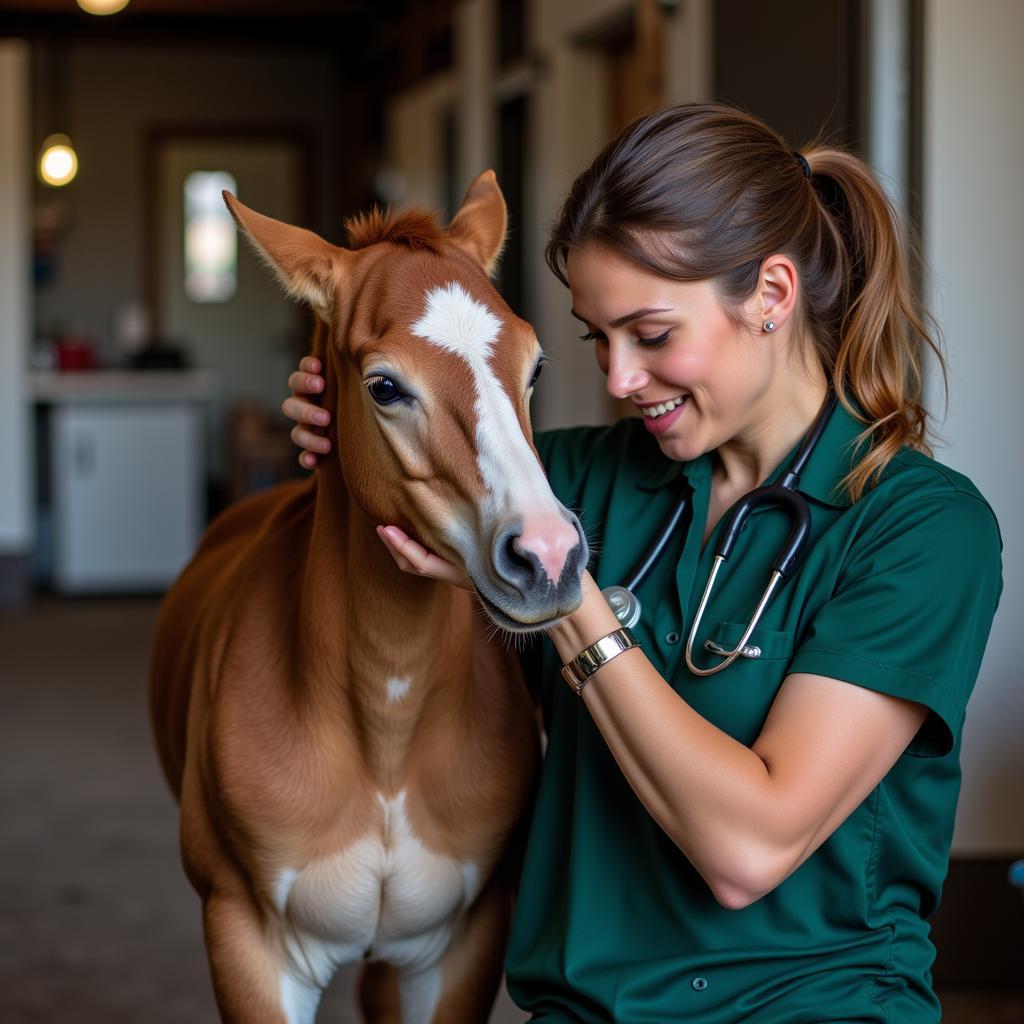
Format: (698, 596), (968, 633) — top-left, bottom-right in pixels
(601, 585), (642, 629)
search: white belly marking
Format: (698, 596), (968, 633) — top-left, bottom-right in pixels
(274, 788), (482, 1002)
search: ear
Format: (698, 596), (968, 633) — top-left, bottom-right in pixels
(447, 170), (508, 277)
(223, 192), (348, 317)
(756, 254), (800, 329)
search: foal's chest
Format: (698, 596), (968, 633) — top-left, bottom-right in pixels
(273, 789), (482, 968)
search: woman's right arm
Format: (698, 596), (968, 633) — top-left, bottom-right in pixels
(283, 355), (332, 469)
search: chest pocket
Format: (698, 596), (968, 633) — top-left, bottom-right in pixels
(678, 621), (795, 747)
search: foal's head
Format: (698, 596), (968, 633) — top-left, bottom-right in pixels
(225, 172), (587, 631)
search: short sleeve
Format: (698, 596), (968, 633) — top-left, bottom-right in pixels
(789, 489), (1003, 757)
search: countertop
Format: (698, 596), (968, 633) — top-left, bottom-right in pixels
(30, 369), (218, 403)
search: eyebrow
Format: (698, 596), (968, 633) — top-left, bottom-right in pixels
(570, 307), (674, 329)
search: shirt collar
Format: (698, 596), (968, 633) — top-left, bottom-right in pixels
(635, 397), (868, 507)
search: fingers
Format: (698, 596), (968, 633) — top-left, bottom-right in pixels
(284, 357), (332, 469)
(282, 395), (330, 427)
(287, 370), (325, 398)
(290, 423), (331, 453)
(376, 526), (474, 591)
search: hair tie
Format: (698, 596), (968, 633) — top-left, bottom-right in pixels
(793, 151), (811, 178)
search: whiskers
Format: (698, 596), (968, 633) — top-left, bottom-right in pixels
(474, 600), (531, 653)
(575, 507), (603, 570)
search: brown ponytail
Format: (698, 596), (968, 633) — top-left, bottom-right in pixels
(546, 102), (945, 501)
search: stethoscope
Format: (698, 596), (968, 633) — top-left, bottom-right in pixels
(601, 389), (838, 677)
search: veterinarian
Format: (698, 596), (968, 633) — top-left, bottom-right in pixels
(282, 102), (1002, 1023)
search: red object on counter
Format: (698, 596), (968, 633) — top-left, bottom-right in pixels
(55, 336), (98, 371)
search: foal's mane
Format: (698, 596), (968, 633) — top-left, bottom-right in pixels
(345, 206), (448, 255)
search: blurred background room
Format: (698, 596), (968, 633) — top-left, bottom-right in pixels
(0, 1), (1021, 1021)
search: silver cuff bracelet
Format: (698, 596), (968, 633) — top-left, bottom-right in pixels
(561, 626), (641, 695)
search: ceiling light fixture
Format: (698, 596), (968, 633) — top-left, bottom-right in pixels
(39, 134), (79, 187)
(77, 0), (131, 15)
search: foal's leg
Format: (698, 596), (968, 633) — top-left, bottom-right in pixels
(411, 876), (515, 1024)
(203, 890), (323, 1024)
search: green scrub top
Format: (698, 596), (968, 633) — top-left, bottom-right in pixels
(505, 400), (1002, 1024)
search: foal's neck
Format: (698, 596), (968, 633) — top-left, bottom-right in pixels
(301, 464), (476, 785)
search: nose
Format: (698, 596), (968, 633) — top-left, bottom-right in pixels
(605, 342), (649, 399)
(493, 514), (583, 594)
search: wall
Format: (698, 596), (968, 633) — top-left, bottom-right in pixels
(526, 0), (713, 432)
(385, 73), (456, 212)
(923, 0), (1023, 853)
(0, 41), (33, 559)
(32, 42), (339, 367)
(381, 1), (713, 433)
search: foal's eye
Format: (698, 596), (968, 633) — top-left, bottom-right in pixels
(365, 375), (403, 405)
(528, 360), (544, 389)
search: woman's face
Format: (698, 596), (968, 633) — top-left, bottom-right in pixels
(564, 241), (783, 463)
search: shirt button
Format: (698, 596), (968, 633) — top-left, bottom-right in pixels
(692, 977), (708, 991)
(665, 631), (680, 645)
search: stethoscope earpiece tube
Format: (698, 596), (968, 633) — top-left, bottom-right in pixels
(685, 389), (838, 676)
(606, 390), (839, 662)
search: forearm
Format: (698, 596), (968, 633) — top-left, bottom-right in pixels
(547, 573), (793, 907)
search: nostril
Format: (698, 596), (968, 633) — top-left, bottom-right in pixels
(505, 532), (534, 571)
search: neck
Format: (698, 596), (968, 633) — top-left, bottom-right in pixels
(714, 368), (829, 493)
(299, 455), (475, 789)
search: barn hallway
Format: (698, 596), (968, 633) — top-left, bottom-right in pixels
(2, 597), (1021, 1023)
(0, 597), (527, 1023)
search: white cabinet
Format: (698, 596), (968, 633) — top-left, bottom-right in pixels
(50, 401), (204, 593)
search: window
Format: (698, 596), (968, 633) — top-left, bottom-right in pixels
(184, 170), (237, 303)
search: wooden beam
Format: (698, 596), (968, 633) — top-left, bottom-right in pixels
(634, 0), (666, 114)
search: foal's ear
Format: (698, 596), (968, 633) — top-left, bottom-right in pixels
(223, 192), (349, 317)
(448, 170), (508, 278)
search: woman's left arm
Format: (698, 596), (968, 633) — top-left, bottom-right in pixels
(548, 571), (929, 911)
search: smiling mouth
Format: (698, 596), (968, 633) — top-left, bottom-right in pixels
(640, 394), (688, 419)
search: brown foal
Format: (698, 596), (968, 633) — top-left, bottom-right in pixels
(149, 172), (587, 1023)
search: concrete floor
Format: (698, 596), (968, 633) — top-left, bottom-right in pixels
(0, 595), (525, 1023)
(2, 596), (1020, 1023)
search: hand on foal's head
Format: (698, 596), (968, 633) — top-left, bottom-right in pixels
(283, 357), (470, 590)
(283, 355), (332, 470)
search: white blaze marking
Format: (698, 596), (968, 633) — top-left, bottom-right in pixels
(387, 676), (411, 702)
(410, 282), (554, 512)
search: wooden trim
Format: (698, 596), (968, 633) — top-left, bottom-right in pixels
(634, 0), (666, 116)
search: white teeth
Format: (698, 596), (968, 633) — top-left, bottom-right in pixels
(641, 395), (687, 418)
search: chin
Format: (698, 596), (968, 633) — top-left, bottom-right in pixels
(656, 433), (704, 464)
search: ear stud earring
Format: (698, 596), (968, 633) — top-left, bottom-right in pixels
(763, 321), (776, 332)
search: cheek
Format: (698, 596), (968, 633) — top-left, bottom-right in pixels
(655, 345), (711, 388)
(594, 343), (609, 376)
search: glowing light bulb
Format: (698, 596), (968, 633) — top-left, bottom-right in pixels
(39, 135), (79, 187)
(77, 0), (131, 14)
